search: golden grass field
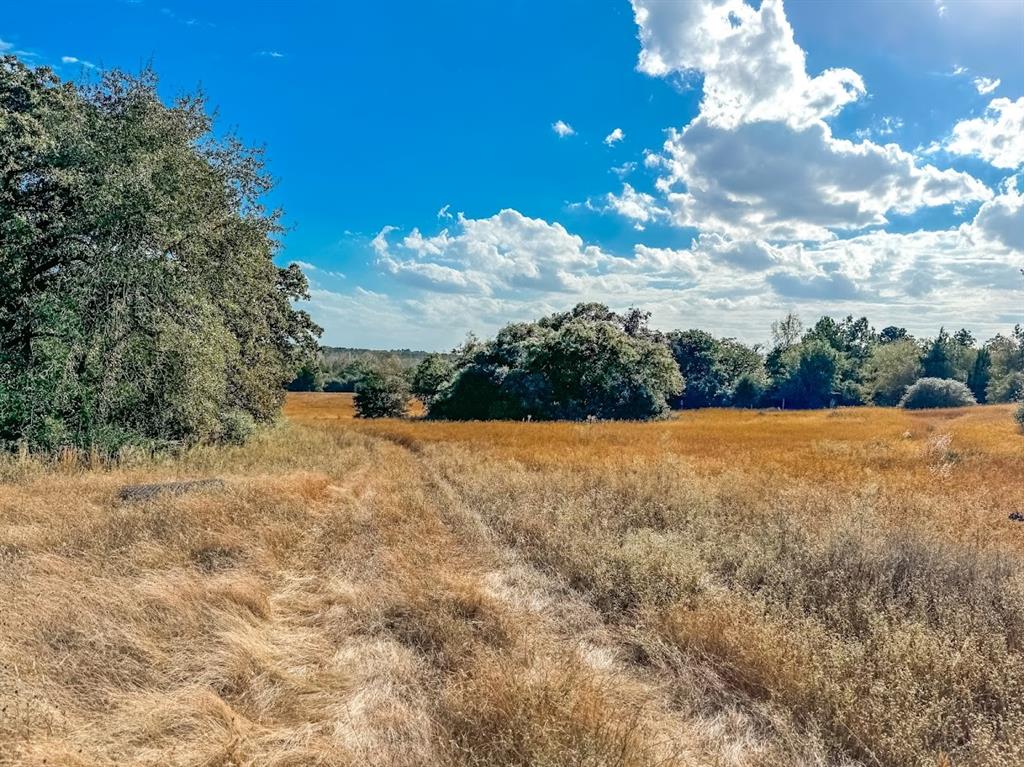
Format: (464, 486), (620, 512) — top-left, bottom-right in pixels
(2, 392), (1023, 766)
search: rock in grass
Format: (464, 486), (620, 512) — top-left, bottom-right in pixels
(118, 478), (225, 503)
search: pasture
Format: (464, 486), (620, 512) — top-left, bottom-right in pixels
(1, 394), (1022, 766)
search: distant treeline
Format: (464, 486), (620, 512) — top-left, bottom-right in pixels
(288, 347), (437, 392)
(340, 303), (1024, 422)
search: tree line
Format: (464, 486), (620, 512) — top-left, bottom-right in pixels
(0, 58), (320, 452)
(350, 303), (1024, 422)
(287, 347), (430, 393)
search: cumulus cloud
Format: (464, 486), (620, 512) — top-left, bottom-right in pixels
(371, 205), (1020, 310)
(973, 77), (1000, 95)
(373, 210), (606, 296)
(604, 128), (625, 145)
(964, 176), (1024, 251)
(620, 0), (991, 241)
(323, 209), (1022, 349)
(690, 232), (785, 272)
(768, 267), (865, 301)
(369, 209), (754, 302)
(631, 0), (864, 129)
(653, 118), (990, 240)
(946, 97), (1024, 169)
(589, 184), (668, 230)
(552, 120), (575, 138)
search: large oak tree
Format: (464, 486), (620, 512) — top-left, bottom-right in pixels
(0, 58), (320, 450)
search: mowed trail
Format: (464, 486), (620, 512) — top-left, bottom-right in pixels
(0, 416), (786, 766)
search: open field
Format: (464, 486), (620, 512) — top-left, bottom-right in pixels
(2, 394), (1023, 766)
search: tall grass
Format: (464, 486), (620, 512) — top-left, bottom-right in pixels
(2, 395), (1022, 765)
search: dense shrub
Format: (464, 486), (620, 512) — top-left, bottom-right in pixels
(426, 304), (682, 421)
(354, 371), (411, 418)
(1015, 401), (1024, 432)
(217, 409), (257, 445)
(899, 378), (976, 409)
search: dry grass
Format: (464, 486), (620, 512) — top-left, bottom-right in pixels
(2, 393), (1022, 765)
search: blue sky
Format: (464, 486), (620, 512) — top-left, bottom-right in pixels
(4, 0), (1023, 349)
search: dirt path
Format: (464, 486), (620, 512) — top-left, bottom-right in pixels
(368, 431), (812, 767)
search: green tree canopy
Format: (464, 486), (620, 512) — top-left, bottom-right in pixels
(410, 353), (456, 407)
(666, 329), (763, 408)
(0, 58), (319, 451)
(966, 348), (991, 404)
(921, 328), (957, 380)
(287, 362), (325, 392)
(353, 369), (411, 418)
(862, 339), (922, 406)
(770, 339), (843, 409)
(426, 304), (682, 421)
(985, 328), (1024, 403)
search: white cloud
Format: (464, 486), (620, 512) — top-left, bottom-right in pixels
(610, 161), (637, 178)
(652, 118), (989, 240)
(690, 232), (786, 272)
(552, 120), (575, 138)
(437, 204), (453, 221)
(319, 208), (1022, 349)
(304, 0), (1019, 349)
(631, 0), (864, 130)
(946, 97), (1024, 169)
(0, 39), (12, 52)
(604, 128), (625, 145)
(371, 206), (1018, 306)
(935, 0), (948, 18)
(61, 55), (96, 68)
(620, 0), (991, 241)
(372, 210), (615, 295)
(878, 116), (903, 135)
(964, 176), (1024, 252)
(258, 50), (285, 58)
(853, 115), (902, 141)
(291, 260), (316, 271)
(973, 77), (1001, 95)
(768, 267), (865, 301)
(589, 184), (668, 230)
